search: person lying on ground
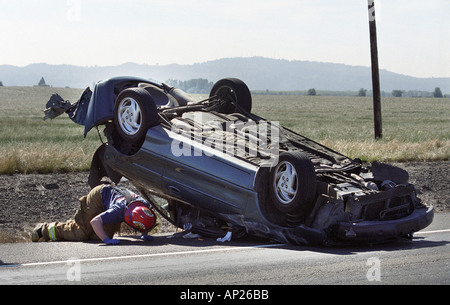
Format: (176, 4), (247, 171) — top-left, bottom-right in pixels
(31, 184), (156, 245)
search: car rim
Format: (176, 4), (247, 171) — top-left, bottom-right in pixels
(273, 161), (298, 204)
(118, 97), (142, 136)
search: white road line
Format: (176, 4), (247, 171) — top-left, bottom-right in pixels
(415, 229), (450, 235)
(2, 229), (449, 268)
(0, 243), (285, 268)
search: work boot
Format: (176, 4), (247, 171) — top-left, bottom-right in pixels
(31, 223), (44, 242)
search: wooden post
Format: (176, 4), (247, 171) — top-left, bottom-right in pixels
(368, 0), (382, 139)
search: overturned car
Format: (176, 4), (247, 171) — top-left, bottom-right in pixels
(44, 76), (434, 245)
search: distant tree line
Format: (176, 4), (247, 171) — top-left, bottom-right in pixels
(391, 87), (443, 98)
(252, 87), (447, 98)
(0, 76), (447, 98)
(166, 78), (214, 94)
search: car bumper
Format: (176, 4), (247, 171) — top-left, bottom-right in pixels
(334, 204), (434, 242)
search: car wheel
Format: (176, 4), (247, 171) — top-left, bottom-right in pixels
(114, 87), (159, 145)
(209, 78), (252, 114)
(269, 151), (317, 218)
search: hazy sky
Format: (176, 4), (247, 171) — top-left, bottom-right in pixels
(0, 0), (448, 78)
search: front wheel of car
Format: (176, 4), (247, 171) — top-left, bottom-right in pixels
(269, 151), (317, 221)
(209, 78), (252, 114)
(114, 87), (159, 145)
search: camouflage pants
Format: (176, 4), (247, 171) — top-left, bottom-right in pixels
(41, 184), (121, 241)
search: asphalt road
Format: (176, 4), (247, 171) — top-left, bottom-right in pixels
(1, 213), (449, 286)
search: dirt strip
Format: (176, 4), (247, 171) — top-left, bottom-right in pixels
(0, 161), (448, 243)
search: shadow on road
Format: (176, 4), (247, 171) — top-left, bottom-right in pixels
(94, 231), (449, 256)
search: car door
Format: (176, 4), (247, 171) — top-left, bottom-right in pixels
(145, 126), (256, 215)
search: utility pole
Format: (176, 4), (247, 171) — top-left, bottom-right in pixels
(368, 0), (382, 139)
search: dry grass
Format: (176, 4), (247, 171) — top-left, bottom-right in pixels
(0, 229), (29, 243)
(321, 139), (450, 162)
(0, 141), (97, 174)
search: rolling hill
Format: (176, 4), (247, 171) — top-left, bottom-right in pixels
(0, 57), (448, 93)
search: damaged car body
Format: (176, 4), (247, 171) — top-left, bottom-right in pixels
(44, 76), (434, 245)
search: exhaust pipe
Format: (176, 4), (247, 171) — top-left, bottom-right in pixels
(162, 83), (195, 106)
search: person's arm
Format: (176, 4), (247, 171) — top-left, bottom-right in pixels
(90, 215), (119, 245)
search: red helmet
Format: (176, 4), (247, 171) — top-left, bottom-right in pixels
(124, 201), (156, 232)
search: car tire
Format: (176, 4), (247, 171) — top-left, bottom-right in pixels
(209, 78), (252, 114)
(269, 151), (317, 219)
(113, 87), (159, 145)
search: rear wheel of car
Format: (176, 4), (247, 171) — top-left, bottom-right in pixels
(113, 87), (159, 145)
(269, 151), (317, 222)
(209, 78), (252, 114)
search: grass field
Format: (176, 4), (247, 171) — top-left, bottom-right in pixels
(0, 86), (449, 174)
(0, 86), (98, 174)
(251, 95), (450, 163)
